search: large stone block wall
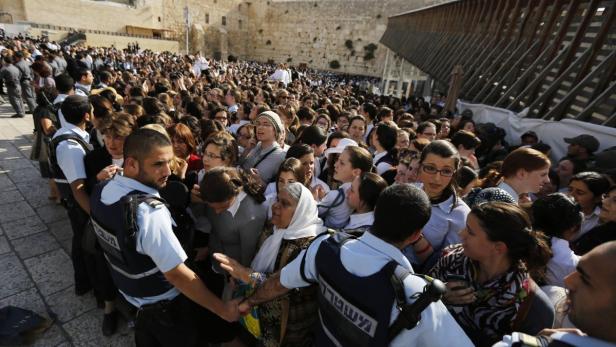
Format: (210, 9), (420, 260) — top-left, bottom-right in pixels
(242, 0), (447, 76)
(21, 0), (165, 33)
(3, 0), (448, 76)
(0, 0), (27, 23)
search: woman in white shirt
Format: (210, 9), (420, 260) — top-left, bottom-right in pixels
(370, 122), (398, 175)
(343, 172), (387, 235)
(285, 144), (330, 195)
(567, 171), (611, 237)
(531, 193), (583, 287)
(406, 140), (470, 268)
(496, 147), (552, 203)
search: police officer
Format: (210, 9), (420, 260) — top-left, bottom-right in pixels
(218, 184), (473, 346)
(0, 55), (25, 118)
(494, 241), (616, 347)
(14, 51), (37, 113)
(49, 95), (96, 295)
(89, 128), (239, 347)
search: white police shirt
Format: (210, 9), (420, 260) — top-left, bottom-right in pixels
(281, 232), (474, 347)
(53, 94), (68, 128)
(53, 124), (89, 184)
(345, 211), (374, 230)
(100, 175), (187, 308)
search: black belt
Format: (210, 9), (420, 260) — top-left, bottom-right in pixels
(136, 295), (182, 316)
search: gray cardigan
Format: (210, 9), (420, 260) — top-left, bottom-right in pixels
(240, 142), (286, 184)
(201, 195), (268, 273)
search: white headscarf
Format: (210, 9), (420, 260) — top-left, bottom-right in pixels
(251, 182), (325, 273)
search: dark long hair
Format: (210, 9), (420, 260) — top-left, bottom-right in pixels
(472, 202), (552, 273)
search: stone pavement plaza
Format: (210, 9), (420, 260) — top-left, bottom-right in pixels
(0, 103), (133, 346)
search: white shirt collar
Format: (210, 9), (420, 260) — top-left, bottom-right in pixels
(359, 232), (414, 272)
(53, 94), (68, 104)
(227, 190), (247, 217)
(346, 211), (374, 229)
(586, 206), (601, 219)
(64, 123), (90, 142)
(373, 151), (387, 164)
(75, 82), (91, 92)
(435, 194), (456, 213)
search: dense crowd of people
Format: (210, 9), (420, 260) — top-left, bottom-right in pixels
(1, 33), (616, 347)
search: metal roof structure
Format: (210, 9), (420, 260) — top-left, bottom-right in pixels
(380, 0), (616, 127)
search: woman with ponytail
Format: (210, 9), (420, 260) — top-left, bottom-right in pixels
(428, 202), (554, 346)
(496, 147), (551, 203)
(370, 122), (398, 175)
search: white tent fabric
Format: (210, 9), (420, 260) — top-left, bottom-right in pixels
(457, 101), (616, 162)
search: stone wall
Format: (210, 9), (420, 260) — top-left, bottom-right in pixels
(0, 0), (26, 23)
(242, 0), (447, 76)
(19, 0), (164, 33)
(2, 0), (448, 76)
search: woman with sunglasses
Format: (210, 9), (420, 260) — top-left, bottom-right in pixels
(405, 140), (470, 269)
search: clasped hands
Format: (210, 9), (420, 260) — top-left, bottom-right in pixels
(215, 252), (255, 318)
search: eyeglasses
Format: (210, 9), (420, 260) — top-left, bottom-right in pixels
(421, 164), (455, 177)
(203, 152), (222, 160)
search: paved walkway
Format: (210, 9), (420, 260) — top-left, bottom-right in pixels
(0, 102), (133, 346)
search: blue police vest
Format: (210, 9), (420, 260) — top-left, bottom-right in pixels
(89, 181), (174, 299)
(48, 133), (92, 200)
(314, 233), (397, 347)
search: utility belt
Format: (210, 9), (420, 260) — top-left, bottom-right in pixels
(135, 294), (185, 327)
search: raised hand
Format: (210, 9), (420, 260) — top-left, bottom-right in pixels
(213, 253), (251, 283)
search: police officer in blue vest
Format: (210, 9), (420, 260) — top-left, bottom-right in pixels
(89, 128), (240, 346)
(48, 95), (95, 296)
(221, 184), (473, 346)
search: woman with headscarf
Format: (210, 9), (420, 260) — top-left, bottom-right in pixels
(214, 182), (325, 347)
(240, 111), (286, 184)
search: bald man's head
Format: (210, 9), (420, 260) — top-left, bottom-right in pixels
(564, 241), (616, 342)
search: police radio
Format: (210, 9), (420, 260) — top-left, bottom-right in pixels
(387, 274), (447, 341)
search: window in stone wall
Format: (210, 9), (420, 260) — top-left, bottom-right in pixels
(238, 20), (242, 29)
(222, 16), (227, 26)
(205, 13), (209, 24)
